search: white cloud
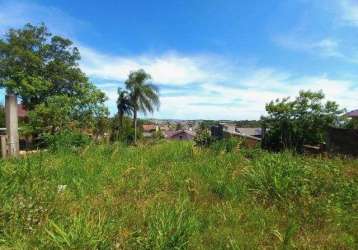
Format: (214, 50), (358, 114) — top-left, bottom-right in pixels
(338, 0), (358, 26)
(0, 0), (356, 120)
(275, 36), (344, 58)
(150, 73), (357, 120)
(80, 46), (226, 86)
(86, 46), (357, 120)
(0, 1), (88, 37)
(77, 45), (358, 119)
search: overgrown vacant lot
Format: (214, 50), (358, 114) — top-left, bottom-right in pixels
(0, 141), (357, 249)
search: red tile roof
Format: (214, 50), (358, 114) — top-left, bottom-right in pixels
(143, 124), (157, 132)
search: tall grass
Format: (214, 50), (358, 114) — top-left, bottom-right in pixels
(0, 141), (357, 249)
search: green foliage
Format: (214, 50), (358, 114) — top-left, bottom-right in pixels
(153, 129), (164, 140)
(245, 152), (311, 203)
(346, 118), (358, 129)
(0, 23), (109, 136)
(111, 116), (138, 144)
(140, 201), (199, 249)
(210, 137), (240, 153)
(194, 127), (214, 147)
(43, 130), (91, 151)
(0, 23), (82, 108)
(116, 88), (132, 129)
(44, 213), (112, 249)
(0, 142), (357, 249)
(124, 69), (160, 143)
(198, 120), (217, 129)
(28, 95), (73, 134)
(262, 90), (345, 152)
(235, 120), (261, 128)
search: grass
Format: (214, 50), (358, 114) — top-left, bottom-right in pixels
(0, 141), (357, 249)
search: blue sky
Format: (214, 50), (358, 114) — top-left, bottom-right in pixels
(0, 0), (357, 120)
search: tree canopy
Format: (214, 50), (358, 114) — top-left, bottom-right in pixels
(116, 88), (132, 128)
(124, 69), (160, 143)
(261, 90), (345, 152)
(0, 23), (108, 135)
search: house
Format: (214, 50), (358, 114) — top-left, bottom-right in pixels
(159, 124), (170, 132)
(221, 123), (236, 133)
(235, 127), (262, 138)
(142, 124), (159, 137)
(346, 109), (358, 118)
(212, 124), (261, 148)
(165, 130), (196, 140)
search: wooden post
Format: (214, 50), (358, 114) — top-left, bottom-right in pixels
(1, 135), (7, 158)
(5, 93), (19, 157)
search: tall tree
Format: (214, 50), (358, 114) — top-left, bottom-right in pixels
(116, 88), (132, 129)
(0, 23), (108, 135)
(261, 90), (345, 152)
(125, 69), (159, 144)
(0, 23), (99, 108)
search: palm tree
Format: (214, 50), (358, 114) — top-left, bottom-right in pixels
(116, 88), (132, 129)
(125, 69), (159, 144)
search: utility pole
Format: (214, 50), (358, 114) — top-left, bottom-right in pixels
(5, 92), (19, 157)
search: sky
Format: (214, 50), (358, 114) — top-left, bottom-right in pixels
(0, 0), (357, 120)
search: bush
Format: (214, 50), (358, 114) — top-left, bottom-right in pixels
(261, 90), (345, 152)
(194, 128), (214, 147)
(110, 116), (139, 144)
(43, 131), (91, 151)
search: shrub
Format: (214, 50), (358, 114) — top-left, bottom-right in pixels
(110, 116), (140, 144)
(194, 128), (214, 147)
(43, 130), (91, 151)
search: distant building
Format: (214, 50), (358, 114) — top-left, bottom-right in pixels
(235, 127), (262, 138)
(346, 109), (358, 118)
(221, 123), (236, 133)
(142, 124), (159, 137)
(159, 125), (170, 132)
(220, 123), (262, 139)
(165, 130), (196, 141)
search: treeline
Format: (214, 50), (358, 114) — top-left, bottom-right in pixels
(261, 90), (355, 152)
(0, 23), (159, 148)
(1, 23), (356, 152)
(0, 24), (108, 143)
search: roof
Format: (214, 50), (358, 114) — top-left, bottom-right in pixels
(165, 130), (196, 138)
(143, 124), (157, 132)
(226, 131), (262, 141)
(221, 123), (236, 133)
(235, 127), (262, 136)
(346, 109), (358, 118)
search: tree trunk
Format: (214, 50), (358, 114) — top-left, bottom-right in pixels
(119, 111), (123, 129)
(133, 109), (137, 144)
